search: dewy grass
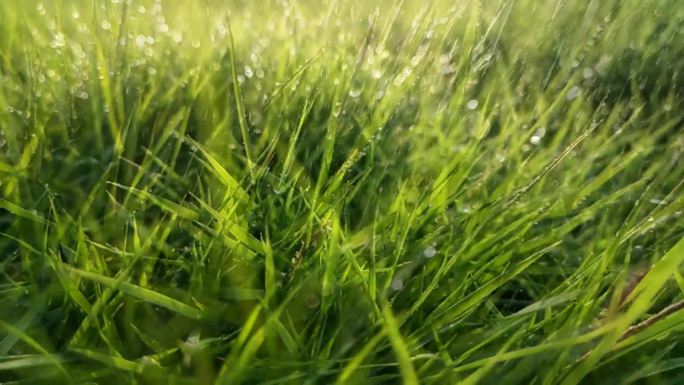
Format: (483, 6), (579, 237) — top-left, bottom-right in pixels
(0, 0), (683, 384)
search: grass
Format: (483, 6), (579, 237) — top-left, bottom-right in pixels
(0, 0), (683, 383)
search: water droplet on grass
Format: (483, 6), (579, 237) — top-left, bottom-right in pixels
(349, 89), (361, 98)
(244, 65), (254, 78)
(50, 33), (66, 49)
(566, 86), (581, 101)
(423, 246), (437, 258)
(530, 127), (546, 145)
(135, 35), (146, 47)
(530, 135), (541, 145)
(467, 99), (479, 110)
(459, 203), (472, 214)
(304, 293), (320, 308)
(582, 67), (594, 79)
(101, 20), (111, 30)
(391, 278), (404, 291)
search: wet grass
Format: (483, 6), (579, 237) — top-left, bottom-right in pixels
(0, 0), (683, 384)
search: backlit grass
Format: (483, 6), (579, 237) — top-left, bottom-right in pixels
(0, 0), (683, 384)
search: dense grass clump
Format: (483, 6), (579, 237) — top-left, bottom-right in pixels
(1, 0), (683, 384)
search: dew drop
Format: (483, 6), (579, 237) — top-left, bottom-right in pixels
(423, 246), (437, 259)
(135, 35), (146, 47)
(349, 89), (361, 98)
(459, 203), (472, 214)
(50, 33), (66, 49)
(244, 65), (254, 78)
(466, 99), (479, 110)
(530, 127), (546, 145)
(304, 293), (320, 309)
(566, 86), (581, 101)
(391, 278), (404, 291)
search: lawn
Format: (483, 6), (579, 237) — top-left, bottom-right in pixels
(0, 0), (683, 384)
